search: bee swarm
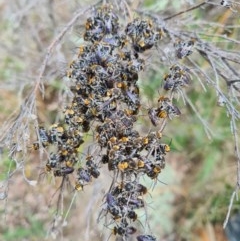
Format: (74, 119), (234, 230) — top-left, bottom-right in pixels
(34, 4), (193, 240)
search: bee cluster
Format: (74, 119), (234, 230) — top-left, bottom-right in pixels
(33, 4), (191, 241)
(163, 65), (191, 92)
(36, 123), (84, 177)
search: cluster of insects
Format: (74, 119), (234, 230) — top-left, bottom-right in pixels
(32, 4), (193, 240)
(163, 65), (191, 92)
(34, 124), (84, 178)
(125, 18), (162, 53)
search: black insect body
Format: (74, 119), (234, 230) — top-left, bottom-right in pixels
(137, 235), (156, 241)
(54, 167), (74, 177)
(164, 65), (191, 91)
(38, 127), (50, 147)
(174, 39), (194, 59)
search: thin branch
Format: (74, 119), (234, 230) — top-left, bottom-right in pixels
(223, 188), (237, 228)
(163, 2), (207, 21)
(181, 90), (214, 139)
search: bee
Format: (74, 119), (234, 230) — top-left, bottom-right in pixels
(75, 183), (83, 191)
(118, 50), (131, 61)
(163, 75), (174, 91)
(157, 96), (181, 119)
(45, 163), (52, 172)
(117, 196), (128, 206)
(91, 64), (109, 79)
(128, 59), (145, 73)
(113, 226), (125, 236)
(137, 235), (156, 241)
(58, 145), (69, 157)
(120, 115), (134, 128)
(64, 108), (75, 125)
(31, 142), (39, 150)
(125, 19), (138, 39)
(167, 105), (181, 119)
(105, 15), (119, 35)
(160, 144), (170, 153)
(138, 159), (145, 168)
(157, 109), (168, 119)
(123, 182), (134, 192)
(153, 165), (161, 174)
(106, 193), (122, 217)
(140, 137), (148, 146)
(83, 23), (104, 43)
(117, 161), (129, 171)
(111, 185), (122, 197)
(107, 136), (117, 147)
(110, 87), (122, 99)
(153, 130), (162, 139)
(113, 226), (137, 236)
(65, 157), (76, 168)
(70, 134), (84, 149)
(76, 168), (91, 185)
(69, 59), (87, 71)
(109, 205), (121, 218)
(148, 108), (159, 126)
(146, 131), (161, 145)
(97, 133), (108, 147)
(128, 198), (144, 209)
(49, 124), (64, 144)
(38, 126), (50, 147)
(127, 159), (137, 170)
(89, 167), (100, 178)
(220, 0), (240, 11)
(146, 170), (158, 180)
(146, 163), (161, 179)
(102, 35), (122, 47)
(106, 193), (117, 206)
(125, 88), (140, 107)
(50, 151), (63, 165)
(174, 39), (195, 59)
(85, 17), (94, 30)
(112, 144), (120, 151)
(157, 155), (166, 169)
(108, 157), (119, 171)
(54, 167), (74, 177)
(96, 130), (107, 147)
(86, 158), (100, 178)
(138, 39), (146, 48)
(128, 210), (138, 221)
(82, 120), (91, 132)
(78, 45), (90, 57)
(221, 0), (230, 6)
(93, 43), (113, 64)
(135, 184), (148, 195)
(164, 65), (191, 91)
(134, 38), (154, 52)
(158, 95), (170, 103)
(119, 136), (129, 143)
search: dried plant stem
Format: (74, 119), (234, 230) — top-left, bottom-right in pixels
(181, 90), (213, 139)
(223, 187), (239, 228)
(163, 1), (207, 21)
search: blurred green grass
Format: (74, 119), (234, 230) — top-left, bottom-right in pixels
(2, 218), (45, 241)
